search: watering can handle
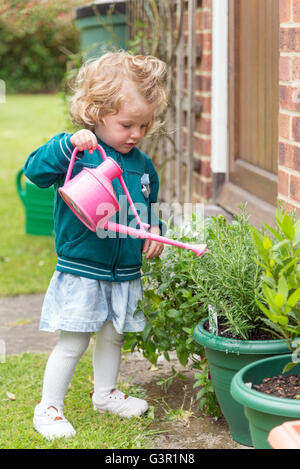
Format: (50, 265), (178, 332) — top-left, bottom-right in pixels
(65, 144), (108, 184)
(16, 169), (26, 204)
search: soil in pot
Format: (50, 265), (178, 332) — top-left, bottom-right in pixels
(203, 317), (274, 341)
(252, 374), (300, 400)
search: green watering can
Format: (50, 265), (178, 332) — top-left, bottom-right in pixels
(16, 169), (54, 236)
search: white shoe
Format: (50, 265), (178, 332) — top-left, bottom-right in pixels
(33, 403), (76, 440)
(92, 389), (149, 418)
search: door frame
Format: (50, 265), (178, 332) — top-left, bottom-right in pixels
(211, 0), (228, 183)
(212, 0), (278, 227)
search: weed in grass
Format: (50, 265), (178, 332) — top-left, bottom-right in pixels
(154, 386), (195, 428)
(4, 317), (35, 327)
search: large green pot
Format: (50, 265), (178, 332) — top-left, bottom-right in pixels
(231, 354), (300, 449)
(193, 319), (289, 447)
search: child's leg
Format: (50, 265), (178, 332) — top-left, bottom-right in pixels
(41, 331), (91, 408)
(93, 321), (123, 398)
(92, 321), (148, 418)
(33, 331), (91, 439)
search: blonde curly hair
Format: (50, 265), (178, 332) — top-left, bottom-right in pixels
(69, 51), (167, 135)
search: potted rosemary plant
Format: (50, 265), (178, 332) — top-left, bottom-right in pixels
(231, 209), (300, 449)
(192, 211), (289, 447)
(124, 214), (220, 418)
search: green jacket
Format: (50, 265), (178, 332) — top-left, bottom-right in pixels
(24, 132), (164, 282)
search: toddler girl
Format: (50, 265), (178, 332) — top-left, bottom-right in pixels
(24, 51), (167, 440)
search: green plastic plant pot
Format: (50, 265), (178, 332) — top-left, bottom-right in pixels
(193, 319), (289, 447)
(75, 2), (127, 58)
(16, 169), (54, 236)
(231, 354), (300, 449)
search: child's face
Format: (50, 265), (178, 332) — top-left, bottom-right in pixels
(95, 84), (156, 154)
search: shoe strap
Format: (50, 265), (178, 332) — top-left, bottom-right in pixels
(110, 389), (129, 400)
(46, 406), (64, 421)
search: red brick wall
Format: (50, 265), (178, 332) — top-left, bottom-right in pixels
(184, 0), (213, 203)
(278, 0), (300, 214)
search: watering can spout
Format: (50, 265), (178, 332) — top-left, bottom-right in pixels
(191, 244), (208, 257)
(101, 221), (207, 257)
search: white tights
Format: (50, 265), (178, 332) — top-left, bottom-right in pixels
(40, 321), (123, 409)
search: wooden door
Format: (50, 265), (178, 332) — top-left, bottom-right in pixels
(217, 0), (279, 226)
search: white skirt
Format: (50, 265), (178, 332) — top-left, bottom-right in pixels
(40, 270), (146, 334)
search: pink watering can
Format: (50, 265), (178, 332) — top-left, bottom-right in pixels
(58, 144), (206, 257)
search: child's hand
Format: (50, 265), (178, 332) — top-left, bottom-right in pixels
(142, 226), (164, 259)
(70, 129), (98, 154)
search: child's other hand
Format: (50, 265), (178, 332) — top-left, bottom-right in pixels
(142, 226), (164, 259)
(70, 129), (98, 154)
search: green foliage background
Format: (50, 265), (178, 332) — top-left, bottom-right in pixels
(0, 0), (88, 93)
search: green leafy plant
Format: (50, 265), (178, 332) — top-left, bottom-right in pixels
(123, 215), (220, 417)
(193, 363), (222, 418)
(251, 209), (300, 371)
(125, 216), (207, 365)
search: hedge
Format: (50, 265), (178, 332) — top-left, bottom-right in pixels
(0, 0), (88, 93)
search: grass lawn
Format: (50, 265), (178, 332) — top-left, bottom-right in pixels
(0, 348), (154, 449)
(0, 94), (68, 296)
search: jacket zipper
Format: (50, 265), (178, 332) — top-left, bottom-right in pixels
(111, 152), (125, 280)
